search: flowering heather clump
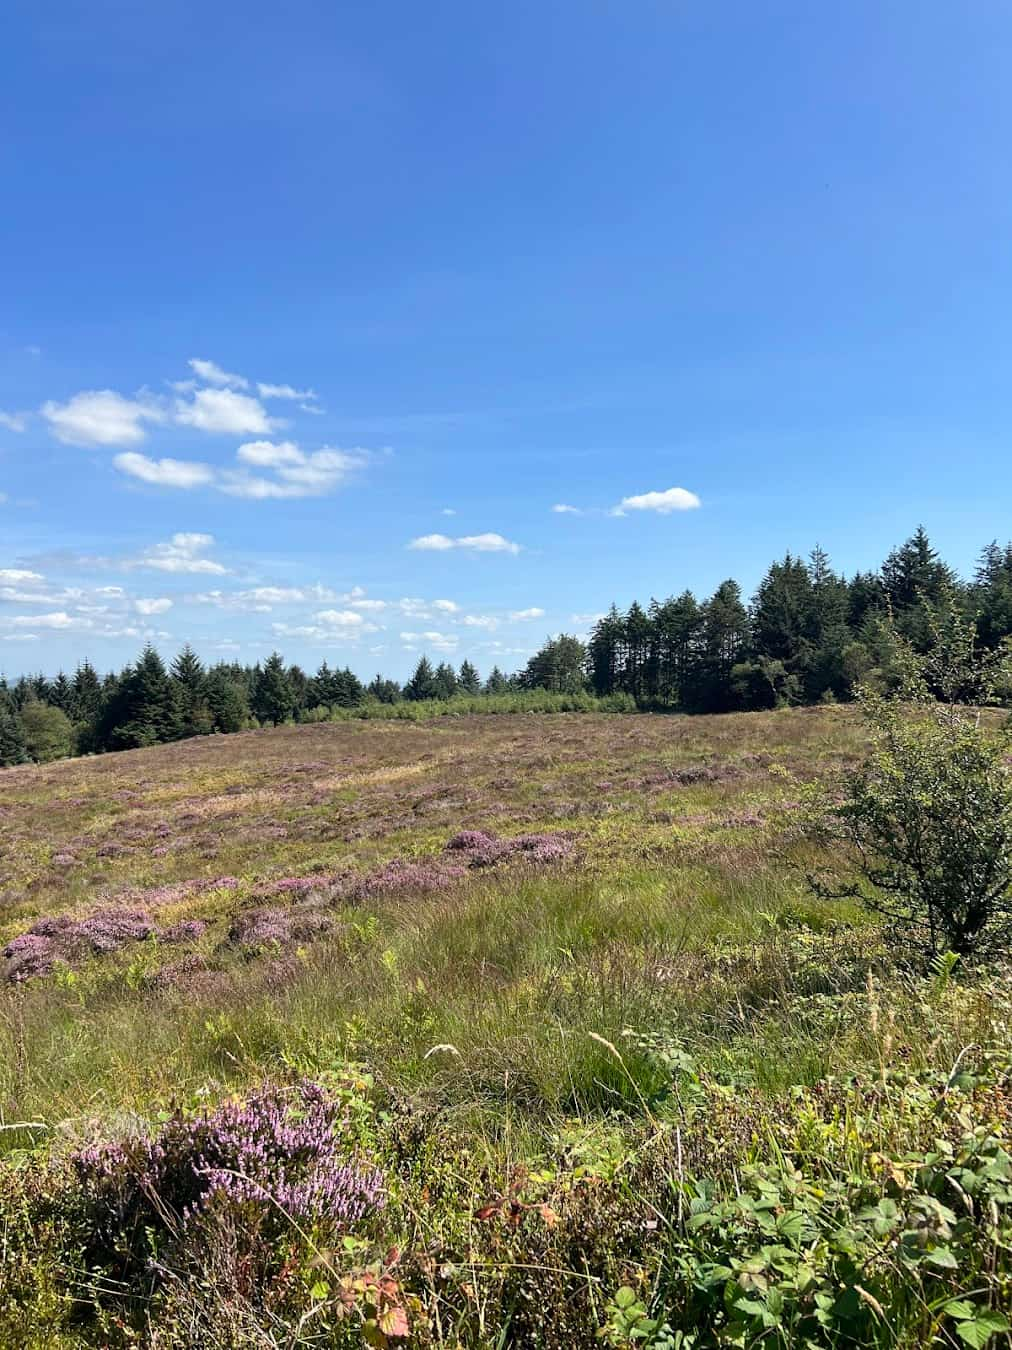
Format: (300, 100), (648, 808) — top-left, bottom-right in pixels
(160, 918), (208, 944)
(444, 828), (575, 869)
(228, 907), (293, 949)
(2, 932), (55, 982)
(70, 1081), (385, 1283)
(73, 907), (156, 953)
(346, 857), (467, 901)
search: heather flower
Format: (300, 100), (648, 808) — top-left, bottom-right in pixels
(228, 907), (292, 949)
(2, 932), (55, 982)
(71, 1081), (385, 1283)
(160, 919), (208, 944)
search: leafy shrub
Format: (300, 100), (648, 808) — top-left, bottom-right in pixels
(806, 615), (1012, 957)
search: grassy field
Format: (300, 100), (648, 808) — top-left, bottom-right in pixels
(1, 709), (1010, 1347)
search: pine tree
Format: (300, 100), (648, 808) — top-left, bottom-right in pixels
(253, 652), (296, 726)
(367, 674), (401, 704)
(0, 705), (27, 766)
(484, 666), (508, 695)
(522, 635), (587, 693)
(404, 656), (438, 701)
(433, 662), (458, 700)
(205, 664), (250, 732)
(458, 660), (481, 694)
(171, 645), (212, 737)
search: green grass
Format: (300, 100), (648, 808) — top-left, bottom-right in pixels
(0, 708), (1009, 1347)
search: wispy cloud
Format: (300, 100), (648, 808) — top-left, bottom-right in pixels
(0, 411), (30, 433)
(551, 503), (582, 515)
(188, 358), (249, 389)
(509, 607), (545, 620)
(114, 452), (216, 489)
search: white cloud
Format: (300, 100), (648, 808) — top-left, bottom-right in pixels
(257, 382), (316, 401)
(551, 503), (582, 515)
(235, 439), (303, 468)
(1, 633), (39, 641)
(408, 532), (521, 555)
(350, 598), (387, 611)
(135, 597), (173, 615)
(509, 607), (546, 620)
(0, 411), (29, 432)
(42, 390), (165, 447)
(432, 599), (460, 613)
(612, 487), (701, 516)
(441, 507), (457, 516)
(221, 445), (364, 499)
(139, 533), (228, 576)
(114, 452), (216, 489)
(0, 569), (43, 583)
(572, 612), (606, 625)
(400, 629), (459, 651)
(175, 387), (275, 436)
(188, 358), (248, 389)
(300, 402), (324, 415)
(11, 611), (81, 630)
(315, 609), (365, 627)
(462, 615), (498, 630)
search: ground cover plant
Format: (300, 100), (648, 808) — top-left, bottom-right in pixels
(0, 705), (1010, 1347)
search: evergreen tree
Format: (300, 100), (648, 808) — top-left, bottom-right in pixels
(205, 664), (250, 733)
(252, 652), (296, 726)
(0, 704), (27, 766)
(433, 662), (458, 700)
(484, 666), (508, 695)
(697, 580), (750, 712)
(72, 661), (103, 725)
(522, 635), (587, 693)
(367, 674), (401, 704)
(98, 646), (178, 749)
(171, 645), (212, 737)
(404, 656), (438, 701)
(458, 660), (481, 694)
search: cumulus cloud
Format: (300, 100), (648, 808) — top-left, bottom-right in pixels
(42, 390), (165, 447)
(114, 452), (216, 489)
(134, 597), (173, 615)
(0, 411), (29, 432)
(432, 599), (460, 613)
(612, 487), (701, 516)
(408, 532), (521, 555)
(462, 615), (498, 630)
(221, 444), (364, 499)
(138, 533), (228, 576)
(175, 387), (276, 436)
(188, 358), (248, 389)
(400, 629), (458, 652)
(509, 607), (545, 620)
(315, 609), (365, 627)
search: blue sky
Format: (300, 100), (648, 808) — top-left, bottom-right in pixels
(3, 1), (1012, 679)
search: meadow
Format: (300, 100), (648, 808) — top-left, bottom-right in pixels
(0, 708), (1009, 1348)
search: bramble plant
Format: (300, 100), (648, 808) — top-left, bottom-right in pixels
(807, 604), (1012, 958)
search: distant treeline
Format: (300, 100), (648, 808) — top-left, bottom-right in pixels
(2, 527), (1010, 765)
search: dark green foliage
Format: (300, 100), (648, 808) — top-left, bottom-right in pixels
(204, 664), (250, 733)
(522, 634), (587, 693)
(252, 652), (296, 726)
(433, 662), (458, 700)
(0, 703), (27, 766)
(457, 659), (481, 694)
(404, 655), (438, 701)
(367, 673), (401, 703)
(97, 646), (178, 750)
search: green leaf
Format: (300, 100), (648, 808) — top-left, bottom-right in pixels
(926, 1245), (959, 1270)
(955, 1312), (1011, 1349)
(614, 1287), (638, 1309)
(309, 1280), (329, 1301)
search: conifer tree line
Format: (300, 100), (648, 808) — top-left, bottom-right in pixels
(2, 527), (1011, 766)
